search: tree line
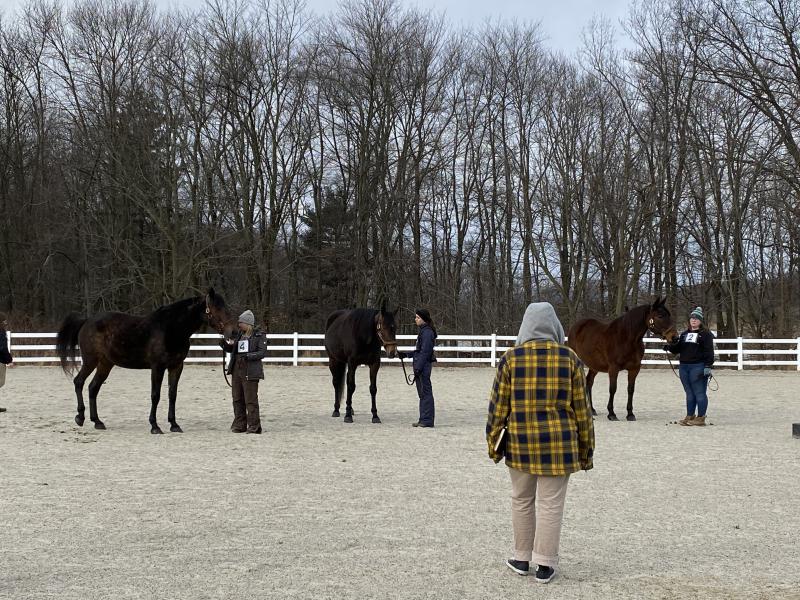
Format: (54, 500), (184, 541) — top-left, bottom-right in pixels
(0, 0), (797, 337)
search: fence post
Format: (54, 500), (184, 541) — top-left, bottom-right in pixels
(490, 333), (497, 367)
(292, 332), (299, 366)
(737, 337), (744, 371)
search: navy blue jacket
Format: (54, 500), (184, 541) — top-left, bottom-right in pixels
(411, 324), (437, 372)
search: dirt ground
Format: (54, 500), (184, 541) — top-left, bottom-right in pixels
(1, 365), (799, 600)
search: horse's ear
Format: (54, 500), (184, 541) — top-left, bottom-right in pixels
(380, 299), (387, 314)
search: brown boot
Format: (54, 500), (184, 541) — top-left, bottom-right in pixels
(689, 415), (707, 426)
(678, 415), (695, 426)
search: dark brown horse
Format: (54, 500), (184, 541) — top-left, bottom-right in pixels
(56, 289), (237, 434)
(324, 302), (399, 423)
(567, 297), (678, 421)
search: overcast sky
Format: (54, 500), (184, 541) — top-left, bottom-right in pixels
(0, 0), (633, 54)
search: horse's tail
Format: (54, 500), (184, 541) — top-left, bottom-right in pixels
(56, 314), (86, 374)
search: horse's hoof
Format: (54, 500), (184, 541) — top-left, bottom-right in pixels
(372, 416), (381, 424)
(75, 415), (85, 427)
(343, 414), (353, 423)
(626, 414), (637, 422)
(170, 424), (183, 433)
(93, 421), (106, 430)
(151, 426), (164, 434)
(607, 414), (619, 421)
(331, 410), (340, 417)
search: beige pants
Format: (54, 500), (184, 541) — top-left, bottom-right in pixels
(0, 363), (6, 387)
(508, 467), (570, 567)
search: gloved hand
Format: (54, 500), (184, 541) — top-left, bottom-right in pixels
(703, 367), (712, 377)
(662, 345), (671, 353)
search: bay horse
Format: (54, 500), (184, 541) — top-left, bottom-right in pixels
(324, 302), (399, 423)
(567, 296), (678, 421)
(56, 289), (237, 434)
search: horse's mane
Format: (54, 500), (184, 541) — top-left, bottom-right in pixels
(617, 303), (650, 337)
(349, 308), (380, 341)
(148, 296), (203, 325)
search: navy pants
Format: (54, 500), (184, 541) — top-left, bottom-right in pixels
(415, 362), (435, 426)
(679, 362), (709, 417)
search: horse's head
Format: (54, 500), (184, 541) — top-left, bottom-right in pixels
(204, 288), (238, 340)
(375, 301), (399, 359)
(646, 296), (678, 343)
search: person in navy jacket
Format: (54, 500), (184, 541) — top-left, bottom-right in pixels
(405, 308), (437, 428)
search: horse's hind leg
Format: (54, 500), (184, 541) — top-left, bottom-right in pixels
(586, 370), (597, 417)
(72, 360), (97, 427)
(368, 362), (381, 423)
(87, 362), (113, 430)
(625, 367), (640, 421)
(167, 363), (184, 433)
(149, 366), (167, 434)
(343, 363), (357, 423)
(606, 367), (620, 421)
(329, 361), (345, 417)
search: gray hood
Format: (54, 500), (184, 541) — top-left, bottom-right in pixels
(515, 302), (565, 345)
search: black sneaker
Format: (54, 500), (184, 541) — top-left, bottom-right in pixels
(534, 565), (555, 583)
(505, 559), (529, 576)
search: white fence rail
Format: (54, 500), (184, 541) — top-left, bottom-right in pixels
(5, 332), (800, 370)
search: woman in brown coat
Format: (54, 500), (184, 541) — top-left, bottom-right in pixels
(220, 310), (268, 433)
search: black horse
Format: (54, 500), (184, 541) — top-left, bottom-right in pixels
(56, 289), (237, 434)
(324, 302), (399, 423)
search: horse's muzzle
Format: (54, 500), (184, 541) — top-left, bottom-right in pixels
(384, 345), (398, 359)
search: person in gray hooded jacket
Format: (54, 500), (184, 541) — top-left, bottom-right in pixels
(220, 310), (268, 433)
(486, 302), (594, 584)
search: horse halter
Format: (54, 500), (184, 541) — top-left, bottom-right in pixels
(375, 318), (397, 350)
(205, 305), (228, 334)
(647, 316), (676, 341)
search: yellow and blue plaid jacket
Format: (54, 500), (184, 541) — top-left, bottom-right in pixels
(486, 340), (594, 475)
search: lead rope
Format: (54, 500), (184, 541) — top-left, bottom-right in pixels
(377, 328), (415, 385)
(399, 353), (416, 386)
(222, 347), (232, 388)
(666, 353), (718, 391)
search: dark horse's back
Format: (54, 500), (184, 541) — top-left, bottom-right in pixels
(58, 312), (174, 371)
(324, 308), (381, 365)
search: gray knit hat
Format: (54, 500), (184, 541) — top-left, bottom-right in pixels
(690, 306), (704, 322)
(238, 310), (255, 326)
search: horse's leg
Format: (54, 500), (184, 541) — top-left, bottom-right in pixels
(87, 362), (113, 430)
(330, 361), (345, 417)
(625, 366), (639, 421)
(72, 359), (97, 427)
(606, 367), (620, 421)
(167, 363), (184, 433)
(369, 361), (381, 423)
(344, 363), (356, 423)
(586, 369), (597, 417)
(149, 365), (167, 434)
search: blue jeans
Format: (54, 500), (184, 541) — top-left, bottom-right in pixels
(679, 363), (709, 417)
(415, 362), (435, 426)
